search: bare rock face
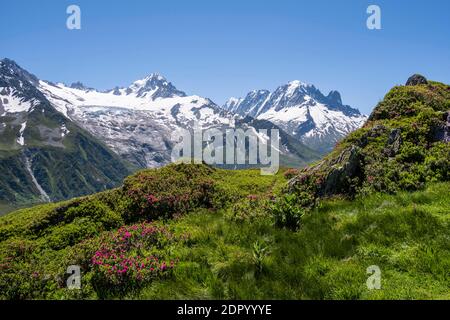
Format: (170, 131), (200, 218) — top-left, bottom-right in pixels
(444, 111), (450, 142)
(319, 145), (364, 196)
(406, 74), (428, 86)
(384, 128), (402, 157)
(432, 111), (450, 142)
(288, 145), (364, 198)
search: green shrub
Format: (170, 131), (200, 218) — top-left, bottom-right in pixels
(425, 142), (450, 182)
(226, 195), (269, 223)
(0, 239), (55, 299)
(43, 218), (100, 250)
(270, 194), (305, 231)
(396, 142), (425, 163)
(64, 200), (123, 229)
(252, 240), (269, 275)
(89, 222), (178, 298)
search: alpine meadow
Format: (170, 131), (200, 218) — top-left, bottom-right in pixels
(1, 74), (449, 299)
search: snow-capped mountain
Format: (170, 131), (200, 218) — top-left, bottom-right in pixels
(37, 72), (318, 169)
(38, 74), (235, 167)
(223, 81), (367, 152)
(0, 58), (131, 207)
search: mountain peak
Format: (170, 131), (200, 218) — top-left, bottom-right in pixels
(128, 73), (186, 99)
(70, 81), (91, 91)
(326, 90), (342, 105)
(287, 80), (311, 88)
(0, 58), (15, 67)
(146, 73), (166, 81)
(0, 58), (39, 85)
(283, 80), (315, 98)
(133, 73), (168, 86)
(250, 89), (270, 95)
(0, 58), (21, 69)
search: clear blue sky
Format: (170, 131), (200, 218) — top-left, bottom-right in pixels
(1, 0), (449, 114)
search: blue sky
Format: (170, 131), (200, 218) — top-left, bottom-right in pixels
(1, 0), (449, 114)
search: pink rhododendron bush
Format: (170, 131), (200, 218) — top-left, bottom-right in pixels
(67, 222), (185, 298)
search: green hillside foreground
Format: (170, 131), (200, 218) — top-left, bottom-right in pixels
(0, 164), (448, 300)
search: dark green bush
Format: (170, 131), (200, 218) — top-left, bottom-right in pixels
(425, 142), (450, 182)
(270, 194), (305, 231)
(227, 195), (269, 222)
(121, 164), (217, 221)
(64, 200), (123, 229)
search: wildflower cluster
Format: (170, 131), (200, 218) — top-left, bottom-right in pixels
(91, 222), (176, 286)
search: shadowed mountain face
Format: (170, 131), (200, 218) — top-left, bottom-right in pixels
(0, 59), (132, 211)
(223, 81), (367, 153)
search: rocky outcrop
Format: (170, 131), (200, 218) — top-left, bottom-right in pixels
(289, 145), (364, 198)
(406, 74), (428, 86)
(319, 145), (364, 196)
(444, 111), (450, 142)
(384, 128), (402, 157)
(432, 111), (450, 142)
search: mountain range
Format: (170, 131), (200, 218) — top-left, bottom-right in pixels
(223, 81), (367, 152)
(0, 58), (365, 211)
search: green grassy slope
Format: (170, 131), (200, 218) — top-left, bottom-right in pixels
(0, 164), (448, 299)
(0, 130), (134, 210)
(135, 182), (450, 300)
